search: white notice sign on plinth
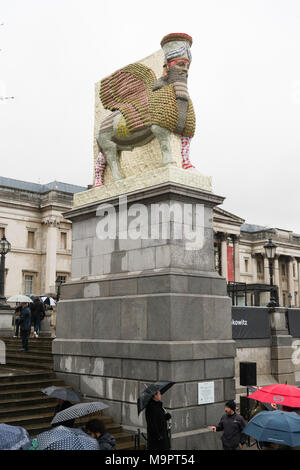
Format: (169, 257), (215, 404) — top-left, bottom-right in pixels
(198, 381), (215, 405)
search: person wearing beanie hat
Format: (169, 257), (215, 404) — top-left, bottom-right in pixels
(208, 400), (246, 450)
(225, 400), (236, 412)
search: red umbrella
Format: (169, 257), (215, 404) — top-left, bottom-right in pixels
(248, 384), (300, 408)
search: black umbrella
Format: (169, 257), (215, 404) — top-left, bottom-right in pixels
(137, 381), (175, 415)
(42, 386), (83, 403)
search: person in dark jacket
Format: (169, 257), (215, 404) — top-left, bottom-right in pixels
(209, 400), (246, 450)
(30, 296), (45, 338)
(85, 419), (116, 450)
(13, 305), (22, 338)
(19, 302), (32, 352)
(145, 385), (171, 451)
(52, 399), (75, 428)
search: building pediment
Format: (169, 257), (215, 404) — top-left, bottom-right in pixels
(213, 207), (245, 227)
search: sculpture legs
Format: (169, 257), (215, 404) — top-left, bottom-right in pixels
(181, 136), (194, 169)
(151, 125), (176, 166)
(97, 132), (122, 181)
(94, 152), (107, 187)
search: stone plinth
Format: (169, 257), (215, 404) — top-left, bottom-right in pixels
(270, 307), (296, 385)
(0, 305), (14, 337)
(39, 310), (53, 338)
(53, 180), (236, 450)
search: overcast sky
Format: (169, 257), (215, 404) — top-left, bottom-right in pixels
(1, 0), (300, 232)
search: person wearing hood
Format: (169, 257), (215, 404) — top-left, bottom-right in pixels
(85, 419), (116, 450)
(209, 400), (246, 450)
(145, 385), (172, 450)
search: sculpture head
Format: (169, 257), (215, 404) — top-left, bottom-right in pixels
(161, 33), (192, 77)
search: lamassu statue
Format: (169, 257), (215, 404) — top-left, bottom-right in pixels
(94, 33), (196, 186)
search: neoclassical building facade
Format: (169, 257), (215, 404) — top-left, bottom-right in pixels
(0, 177), (86, 298)
(1, 175), (298, 308)
(214, 207), (300, 308)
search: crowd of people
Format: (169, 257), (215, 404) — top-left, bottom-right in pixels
(13, 296), (46, 351)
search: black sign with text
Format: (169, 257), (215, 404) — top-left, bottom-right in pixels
(232, 307), (271, 339)
(287, 309), (300, 337)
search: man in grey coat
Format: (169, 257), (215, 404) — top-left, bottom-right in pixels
(209, 400), (246, 450)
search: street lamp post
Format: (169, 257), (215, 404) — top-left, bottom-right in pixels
(0, 234), (11, 306)
(264, 238), (277, 307)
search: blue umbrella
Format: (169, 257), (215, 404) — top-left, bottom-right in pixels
(244, 410), (300, 447)
(36, 426), (100, 450)
(0, 423), (32, 450)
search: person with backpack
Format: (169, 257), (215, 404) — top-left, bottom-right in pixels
(29, 296), (45, 338)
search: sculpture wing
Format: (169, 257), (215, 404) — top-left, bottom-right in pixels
(100, 63), (156, 134)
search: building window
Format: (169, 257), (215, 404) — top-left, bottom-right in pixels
(56, 275), (67, 284)
(60, 232), (67, 250)
(283, 293), (286, 307)
(245, 259), (249, 273)
(257, 260), (262, 274)
(24, 275), (34, 295)
(282, 264), (286, 276)
(0, 227), (5, 238)
(27, 231), (35, 249)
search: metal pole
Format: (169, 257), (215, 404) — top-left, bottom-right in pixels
(0, 253), (6, 303)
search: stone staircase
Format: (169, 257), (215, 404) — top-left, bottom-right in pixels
(0, 337), (141, 450)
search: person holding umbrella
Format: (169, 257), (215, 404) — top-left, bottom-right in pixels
(144, 385), (172, 451)
(30, 295), (45, 338)
(42, 386), (84, 429)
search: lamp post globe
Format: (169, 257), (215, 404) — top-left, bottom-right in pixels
(0, 235), (11, 256)
(264, 238), (277, 261)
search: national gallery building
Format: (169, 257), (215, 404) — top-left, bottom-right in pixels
(0, 176), (299, 308)
(214, 207), (300, 308)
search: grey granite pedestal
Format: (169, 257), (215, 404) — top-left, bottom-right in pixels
(53, 182), (236, 450)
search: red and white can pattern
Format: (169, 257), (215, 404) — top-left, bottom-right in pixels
(94, 152), (107, 187)
(181, 136), (194, 169)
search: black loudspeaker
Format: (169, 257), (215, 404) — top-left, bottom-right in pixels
(240, 362), (257, 386)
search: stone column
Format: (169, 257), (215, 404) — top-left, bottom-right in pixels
(298, 259), (300, 307)
(263, 255), (270, 285)
(220, 233), (228, 280)
(274, 256), (280, 290)
(274, 255), (280, 305)
(251, 254), (258, 283)
(288, 257), (295, 307)
(233, 236), (240, 282)
(270, 307), (295, 385)
(43, 217), (59, 294)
